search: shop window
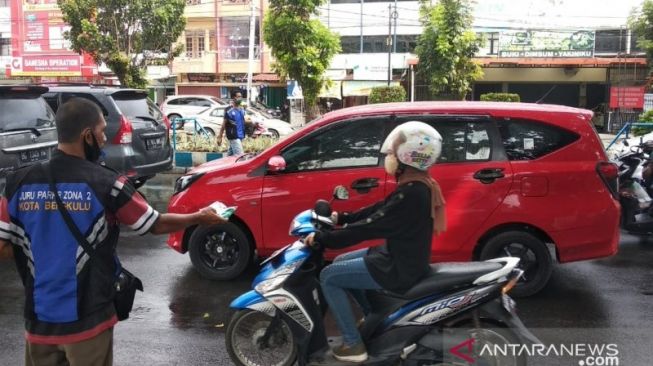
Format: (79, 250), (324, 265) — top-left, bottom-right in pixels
(185, 30), (206, 58)
(0, 38), (10, 57)
(220, 17), (260, 60)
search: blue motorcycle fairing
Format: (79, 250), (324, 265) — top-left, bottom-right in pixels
(252, 241), (312, 288)
(230, 290), (266, 309)
(289, 210), (317, 237)
(382, 293), (442, 329)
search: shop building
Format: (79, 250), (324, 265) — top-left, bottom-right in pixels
(172, 0), (285, 108)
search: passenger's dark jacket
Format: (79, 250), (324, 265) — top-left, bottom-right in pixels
(315, 181), (433, 293)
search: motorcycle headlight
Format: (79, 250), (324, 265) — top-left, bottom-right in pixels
(174, 173), (205, 194)
(254, 259), (305, 294)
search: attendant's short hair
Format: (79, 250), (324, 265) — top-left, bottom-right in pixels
(56, 98), (103, 143)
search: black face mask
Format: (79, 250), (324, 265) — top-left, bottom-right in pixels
(84, 133), (102, 163)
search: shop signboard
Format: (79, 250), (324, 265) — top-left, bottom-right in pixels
(499, 30), (595, 58)
(9, 0), (96, 76)
(609, 86), (645, 109)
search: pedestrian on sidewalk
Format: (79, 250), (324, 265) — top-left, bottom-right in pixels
(0, 98), (227, 366)
(217, 96), (246, 156)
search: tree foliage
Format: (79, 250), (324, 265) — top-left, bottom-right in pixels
(58, 0), (186, 88)
(480, 93), (521, 102)
(631, 0), (653, 73)
(263, 0), (341, 114)
(633, 110), (653, 136)
(415, 0), (483, 100)
(369, 85), (407, 104)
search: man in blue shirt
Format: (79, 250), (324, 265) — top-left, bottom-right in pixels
(218, 97), (245, 156)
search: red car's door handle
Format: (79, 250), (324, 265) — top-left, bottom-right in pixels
(473, 168), (505, 184)
(351, 178), (380, 193)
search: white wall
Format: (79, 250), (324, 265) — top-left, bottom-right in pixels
(0, 7), (10, 34)
(319, 0), (635, 40)
(331, 52), (414, 70)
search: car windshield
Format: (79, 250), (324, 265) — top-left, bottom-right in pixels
(0, 97), (55, 131)
(113, 95), (163, 120)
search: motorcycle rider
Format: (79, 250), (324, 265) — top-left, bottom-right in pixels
(305, 121), (447, 363)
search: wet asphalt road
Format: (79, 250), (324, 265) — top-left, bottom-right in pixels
(1, 183), (652, 365)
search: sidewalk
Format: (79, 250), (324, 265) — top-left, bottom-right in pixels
(599, 133), (617, 148)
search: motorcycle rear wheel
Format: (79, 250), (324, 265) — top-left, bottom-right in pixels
(467, 325), (527, 366)
(226, 309), (297, 366)
(415, 321), (526, 366)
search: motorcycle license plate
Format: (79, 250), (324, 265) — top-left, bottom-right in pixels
(502, 294), (516, 313)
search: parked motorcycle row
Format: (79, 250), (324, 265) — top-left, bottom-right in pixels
(611, 138), (653, 234)
(225, 187), (540, 366)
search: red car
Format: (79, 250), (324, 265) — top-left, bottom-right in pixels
(167, 102), (620, 296)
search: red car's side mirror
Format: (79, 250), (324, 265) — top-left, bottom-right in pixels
(267, 156), (286, 173)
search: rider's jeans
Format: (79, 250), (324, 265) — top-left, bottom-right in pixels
(320, 249), (382, 347)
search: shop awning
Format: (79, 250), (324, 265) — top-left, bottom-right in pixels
(475, 57), (648, 68)
(342, 81), (400, 97)
(252, 73), (280, 82)
(319, 81), (342, 99)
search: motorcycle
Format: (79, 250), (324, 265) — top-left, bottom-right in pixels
(225, 186), (540, 366)
(245, 118), (274, 139)
(616, 140), (653, 234)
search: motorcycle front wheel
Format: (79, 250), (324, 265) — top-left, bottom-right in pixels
(226, 309), (297, 366)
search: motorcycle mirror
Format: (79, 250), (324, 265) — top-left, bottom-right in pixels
(314, 199), (332, 217)
(333, 186), (350, 201)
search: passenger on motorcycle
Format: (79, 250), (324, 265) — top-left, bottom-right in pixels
(305, 121), (447, 363)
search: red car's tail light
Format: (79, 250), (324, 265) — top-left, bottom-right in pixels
(596, 161), (619, 199)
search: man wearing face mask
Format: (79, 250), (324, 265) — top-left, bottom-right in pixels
(304, 122), (447, 363)
(0, 98), (227, 366)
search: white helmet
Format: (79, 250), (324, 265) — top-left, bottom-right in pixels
(380, 121), (442, 171)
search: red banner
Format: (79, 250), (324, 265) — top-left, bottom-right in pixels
(609, 86), (645, 109)
(9, 0), (97, 77)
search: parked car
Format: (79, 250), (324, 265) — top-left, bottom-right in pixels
(184, 105), (293, 139)
(166, 102), (620, 297)
(0, 85), (57, 192)
(160, 95), (226, 124)
(43, 86), (173, 186)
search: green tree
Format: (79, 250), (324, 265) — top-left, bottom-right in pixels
(633, 110), (653, 136)
(263, 0), (340, 117)
(415, 0), (483, 100)
(369, 85), (407, 104)
(58, 0), (186, 88)
(631, 0), (653, 69)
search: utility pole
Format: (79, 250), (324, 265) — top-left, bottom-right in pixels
(393, 0), (398, 52)
(360, 0), (364, 53)
(246, 0), (257, 108)
(387, 4), (397, 86)
(387, 4), (392, 86)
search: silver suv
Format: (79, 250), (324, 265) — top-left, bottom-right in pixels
(0, 85), (57, 192)
(43, 86), (173, 187)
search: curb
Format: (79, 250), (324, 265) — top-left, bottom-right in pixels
(173, 151), (223, 168)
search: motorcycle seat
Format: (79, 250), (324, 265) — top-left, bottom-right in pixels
(386, 262), (504, 300)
